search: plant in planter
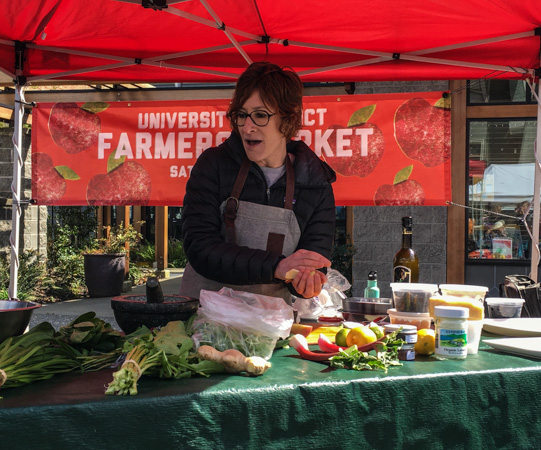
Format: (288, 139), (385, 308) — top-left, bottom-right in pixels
(83, 222), (142, 298)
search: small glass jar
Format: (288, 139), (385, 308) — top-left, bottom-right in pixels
(384, 324), (417, 361)
(384, 324), (418, 344)
(434, 306), (469, 360)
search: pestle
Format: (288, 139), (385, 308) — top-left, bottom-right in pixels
(146, 276), (164, 303)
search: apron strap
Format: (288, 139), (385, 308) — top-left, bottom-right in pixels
(284, 154), (295, 210)
(224, 158), (251, 244)
(225, 154), (295, 247)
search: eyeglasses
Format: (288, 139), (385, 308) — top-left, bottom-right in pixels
(230, 110), (276, 127)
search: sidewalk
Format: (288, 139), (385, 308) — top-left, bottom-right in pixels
(29, 270), (184, 331)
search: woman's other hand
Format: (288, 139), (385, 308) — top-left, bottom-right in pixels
(290, 268), (327, 298)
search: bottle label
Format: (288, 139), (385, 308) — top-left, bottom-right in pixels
(394, 266), (411, 283)
(435, 328), (468, 357)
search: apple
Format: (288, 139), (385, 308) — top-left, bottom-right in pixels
(373, 165), (425, 205)
(86, 160), (152, 205)
(32, 153), (67, 204)
(49, 102), (101, 154)
(394, 97), (450, 167)
(322, 123), (385, 177)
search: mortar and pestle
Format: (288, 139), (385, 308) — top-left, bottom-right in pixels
(111, 277), (199, 334)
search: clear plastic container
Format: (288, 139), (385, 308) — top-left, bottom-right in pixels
(390, 283), (438, 313)
(387, 308), (432, 330)
(485, 298), (525, 318)
(434, 306), (468, 360)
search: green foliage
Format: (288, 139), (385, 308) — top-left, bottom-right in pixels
(168, 238), (187, 268)
(131, 240), (155, 264)
(46, 206), (98, 301)
(331, 235), (356, 296)
(0, 250), (48, 301)
(87, 222), (143, 254)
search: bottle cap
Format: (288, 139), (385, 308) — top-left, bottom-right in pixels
(434, 305), (469, 319)
(368, 270), (377, 280)
(402, 216), (413, 228)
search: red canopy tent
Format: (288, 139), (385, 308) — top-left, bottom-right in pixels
(1, 0), (541, 297)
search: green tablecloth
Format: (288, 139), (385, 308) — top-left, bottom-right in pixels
(1, 337), (540, 450)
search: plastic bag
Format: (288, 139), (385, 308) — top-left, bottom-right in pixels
(293, 269), (350, 320)
(319, 269), (350, 317)
(191, 287), (295, 360)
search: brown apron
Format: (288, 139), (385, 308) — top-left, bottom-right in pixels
(179, 156), (301, 304)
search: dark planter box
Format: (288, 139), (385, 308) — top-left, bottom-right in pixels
(83, 253), (126, 298)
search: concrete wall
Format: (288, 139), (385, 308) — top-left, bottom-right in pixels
(349, 80), (449, 298)
(0, 126), (48, 258)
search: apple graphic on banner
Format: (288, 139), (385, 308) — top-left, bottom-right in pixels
(49, 102), (109, 154)
(322, 105), (384, 177)
(32, 152), (80, 204)
(394, 96), (450, 167)
(86, 153), (151, 205)
(373, 165), (425, 205)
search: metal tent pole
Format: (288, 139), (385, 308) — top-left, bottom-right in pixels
(8, 85), (24, 299)
(528, 70), (541, 282)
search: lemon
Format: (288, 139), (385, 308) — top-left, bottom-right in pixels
(346, 326), (377, 347)
(415, 328), (436, 356)
(335, 328), (349, 347)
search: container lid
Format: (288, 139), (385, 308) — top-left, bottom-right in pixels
(390, 283), (439, 292)
(439, 284), (489, 292)
(433, 305), (469, 318)
(368, 270), (378, 281)
(485, 298), (525, 305)
(384, 324), (417, 333)
(387, 308), (430, 317)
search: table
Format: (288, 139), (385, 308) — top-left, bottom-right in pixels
(1, 336), (540, 450)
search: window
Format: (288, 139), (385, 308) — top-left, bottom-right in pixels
(468, 79), (537, 105)
(467, 119), (537, 260)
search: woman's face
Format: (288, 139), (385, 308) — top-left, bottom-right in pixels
(238, 90), (287, 168)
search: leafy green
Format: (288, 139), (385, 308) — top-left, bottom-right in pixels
(194, 321), (276, 359)
(106, 321), (226, 396)
(329, 330), (404, 373)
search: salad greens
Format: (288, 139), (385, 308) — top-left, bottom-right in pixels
(329, 330), (404, 373)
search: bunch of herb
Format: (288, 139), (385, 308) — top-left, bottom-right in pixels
(105, 321), (224, 396)
(329, 330), (404, 373)
(57, 311), (124, 354)
(0, 322), (80, 390)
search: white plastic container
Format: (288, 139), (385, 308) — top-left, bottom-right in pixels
(438, 284), (489, 304)
(485, 298), (525, 318)
(467, 320), (483, 355)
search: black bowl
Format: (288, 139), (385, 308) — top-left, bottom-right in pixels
(0, 300), (42, 343)
(111, 295), (199, 334)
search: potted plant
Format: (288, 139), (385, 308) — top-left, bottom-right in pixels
(83, 222), (142, 298)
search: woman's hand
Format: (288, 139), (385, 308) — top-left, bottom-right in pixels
(275, 249), (331, 298)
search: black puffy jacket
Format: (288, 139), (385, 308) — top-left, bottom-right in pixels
(181, 132), (336, 290)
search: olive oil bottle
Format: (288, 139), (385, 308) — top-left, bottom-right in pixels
(393, 216), (419, 283)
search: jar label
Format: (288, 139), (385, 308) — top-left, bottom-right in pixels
(435, 328), (467, 357)
(394, 266), (411, 283)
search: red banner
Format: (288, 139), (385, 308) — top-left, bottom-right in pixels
(31, 92), (451, 206)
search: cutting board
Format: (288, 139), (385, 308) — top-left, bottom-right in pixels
(483, 318), (541, 337)
(484, 337), (541, 359)
(305, 325), (343, 345)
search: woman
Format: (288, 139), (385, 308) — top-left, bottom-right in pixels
(179, 62), (336, 304)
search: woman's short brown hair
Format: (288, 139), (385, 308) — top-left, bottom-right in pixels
(227, 62), (303, 141)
